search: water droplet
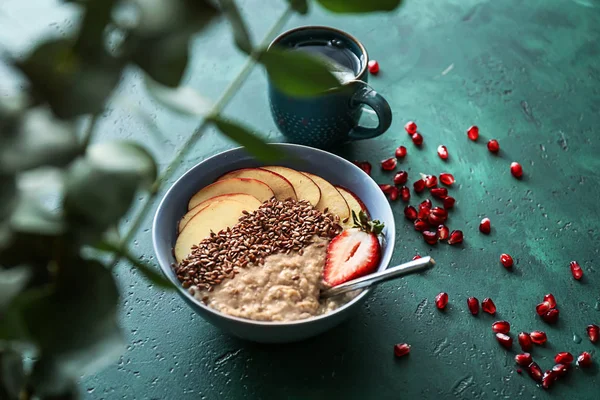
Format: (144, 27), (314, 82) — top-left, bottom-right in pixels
(594, 301), (600, 311)
(87, 388), (95, 393)
(573, 333), (582, 343)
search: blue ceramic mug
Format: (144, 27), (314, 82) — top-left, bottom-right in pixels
(268, 26), (392, 149)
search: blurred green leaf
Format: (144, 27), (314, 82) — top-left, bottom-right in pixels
(0, 175), (17, 224)
(219, 0), (253, 54)
(286, 0), (309, 14)
(0, 266), (31, 310)
(40, 383), (79, 400)
(0, 350), (25, 400)
(132, 0), (219, 36)
(74, 0), (118, 54)
(10, 197), (66, 236)
(209, 117), (282, 162)
(260, 48), (341, 97)
(132, 32), (190, 87)
(144, 76), (212, 116)
(316, 0), (403, 13)
(87, 141), (157, 187)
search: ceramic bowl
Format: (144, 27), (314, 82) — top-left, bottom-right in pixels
(152, 144), (395, 343)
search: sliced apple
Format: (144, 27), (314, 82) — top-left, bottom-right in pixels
(335, 186), (369, 226)
(260, 166), (321, 206)
(301, 172), (350, 221)
(188, 178), (273, 210)
(217, 168), (296, 201)
(179, 193), (261, 233)
(175, 199), (260, 262)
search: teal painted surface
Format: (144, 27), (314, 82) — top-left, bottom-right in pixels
(3, 0), (599, 398)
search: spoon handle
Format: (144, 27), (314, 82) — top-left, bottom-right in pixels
(320, 256), (435, 299)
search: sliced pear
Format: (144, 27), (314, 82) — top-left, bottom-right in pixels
(335, 186), (368, 228)
(179, 193), (261, 233)
(301, 172), (349, 221)
(175, 199), (260, 262)
(260, 166), (321, 206)
(188, 178), (273, 210)
(217, 168), (296, 201)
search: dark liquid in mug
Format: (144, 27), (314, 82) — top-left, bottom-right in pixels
(287, 39), (361, 83)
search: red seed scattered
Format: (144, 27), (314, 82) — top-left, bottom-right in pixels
(404, 121), (417, 135)
(536, 301), (551, 316)
(411, 133), (423, 146)
(577, 352), (592, 368)
(435, 292), (448, 310)
(439, 173), (455, 186)
(368, 59), (379, 74)
(394, 171), (408, 185)
(542, 308), (559, 324)
(418, 199), (432, 219)
(414, 219), (428, 232)
(443, 196), (455, 209)
(500, 253), (513, 268)
(510, 162), (523, 178)
(431, 187), (448, 199)
(400, 186), (410, 202)
(428, 207), (448, 226)
(479, 218), (491, 234)
(423, 230), (438, 245)
(404, 205), (418, 221)
(482, 298), (496, 315)
(467, 125), (479, 141)
(467, 297), (479, 315)
(518, 332), (533, 351)
(395, 145), (407, 158)
(542, 370), (556, 390)
(448, 230), (463, 245)
(570, 261), (583, 280)
(530, 331), (547, 345)
(353, 161), (372, 175)
(527, 362), (543, 383)
(437, 224), (449, 241)
(412, 254), (422, 260)
(587, 324), (599, 343)
(381, 157), (397, 171)
(543, 294), (557, 308)
(487, 139), (500, 153)
(515, 353), (533, 366)
(492, 320), (510, 334)
(437, 145), (449, 160)
(379, 184), (393, 194)
(422, 174), (438, 188)
(393, 343), (411, 357)
(552, 363), (569, 377)
(554, 352), (574, 365)
(413, 179), (426, 193)
(496, 333), (513, 349)
(389, 186), (400, 201)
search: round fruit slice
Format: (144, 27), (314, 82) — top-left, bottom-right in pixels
(217, 168), (296, 201)
(188, 178), (273, 210)
(335, 186), (368, 228)
(175, 199), (261, 262)
(301, 172), (350, 221)
(261, 166), (321, 206)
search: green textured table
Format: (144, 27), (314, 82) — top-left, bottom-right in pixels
(8, 0), (599, 398)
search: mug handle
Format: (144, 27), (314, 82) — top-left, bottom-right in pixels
(347, 81), (393, 140)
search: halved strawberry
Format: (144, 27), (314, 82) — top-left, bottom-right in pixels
(323, 211), (383, 286)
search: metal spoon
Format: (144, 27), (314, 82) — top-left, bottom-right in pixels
(320, 256), (435, 299)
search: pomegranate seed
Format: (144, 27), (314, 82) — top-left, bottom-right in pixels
(448, 230), (463, 245)
(418, 207), (430, 220)
(518, 332), (533, 351)
(419, 199), (432, 212)
(353, 161), (372, 175)
(542, 370), (556, 390)
(577, 351), (592, 368)
(381, 157), (397, 171)
(411, 133), (423, 146)
(530, 331), (547, 345)
(395, 145), (407, 158)
(400, 186), (410, 202)
(467, 297), (479, 315)
(423, 230), (438, 245)
(479, 218), (491, 234)
(467, 125), (479, 141)
(527, 362), (543, 383)
(487, 139), (500, 153)
(437, 224), (449, 240)
(404, 205), (418, 221)
(555, 352), (574, 365)
(542, 308), (559, 324)
(422, 174), (437, 188)
(500, 253), (513, 268)
(482, 298), (496, 315)
(510, 162), (523, 178)
(413, 179), (426, 193)
(437, 145), (449, 160)
(393, 343), (411, 357)
(435, 292), (448, 310)
(516, 368), (522, 374)
(570, 261), (583, 280)
(379, 184), (393, 194)
(587, 324), (599, 343)
(430, 187), (448, 199)
(404, 121), (417, 135)
(443, 196), (455, 209)
(496, 333), (513, 349)
(394, 171), (408, 185)
(439, 173), (454, 186)
(414, 219), (428, 232)
(412, 254), (421, 260)
(492, 320), (510, 334)
(543, 293), (557, 308)
(552, 363), (569, 377)
(389, 186), (400, 201)
(515, 353), (533, 366)
(428, 207), (448, 226)
(536, 301), (551, 316)
(367, 59), (379, 74)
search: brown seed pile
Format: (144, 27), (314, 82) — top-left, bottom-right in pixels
(174, 198), (342, 291)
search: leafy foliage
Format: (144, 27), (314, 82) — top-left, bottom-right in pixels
(316, 0), (403, 13)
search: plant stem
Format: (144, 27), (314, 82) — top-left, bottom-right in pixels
(81, 114), (100, 149)
(109, 6), (293, 267)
